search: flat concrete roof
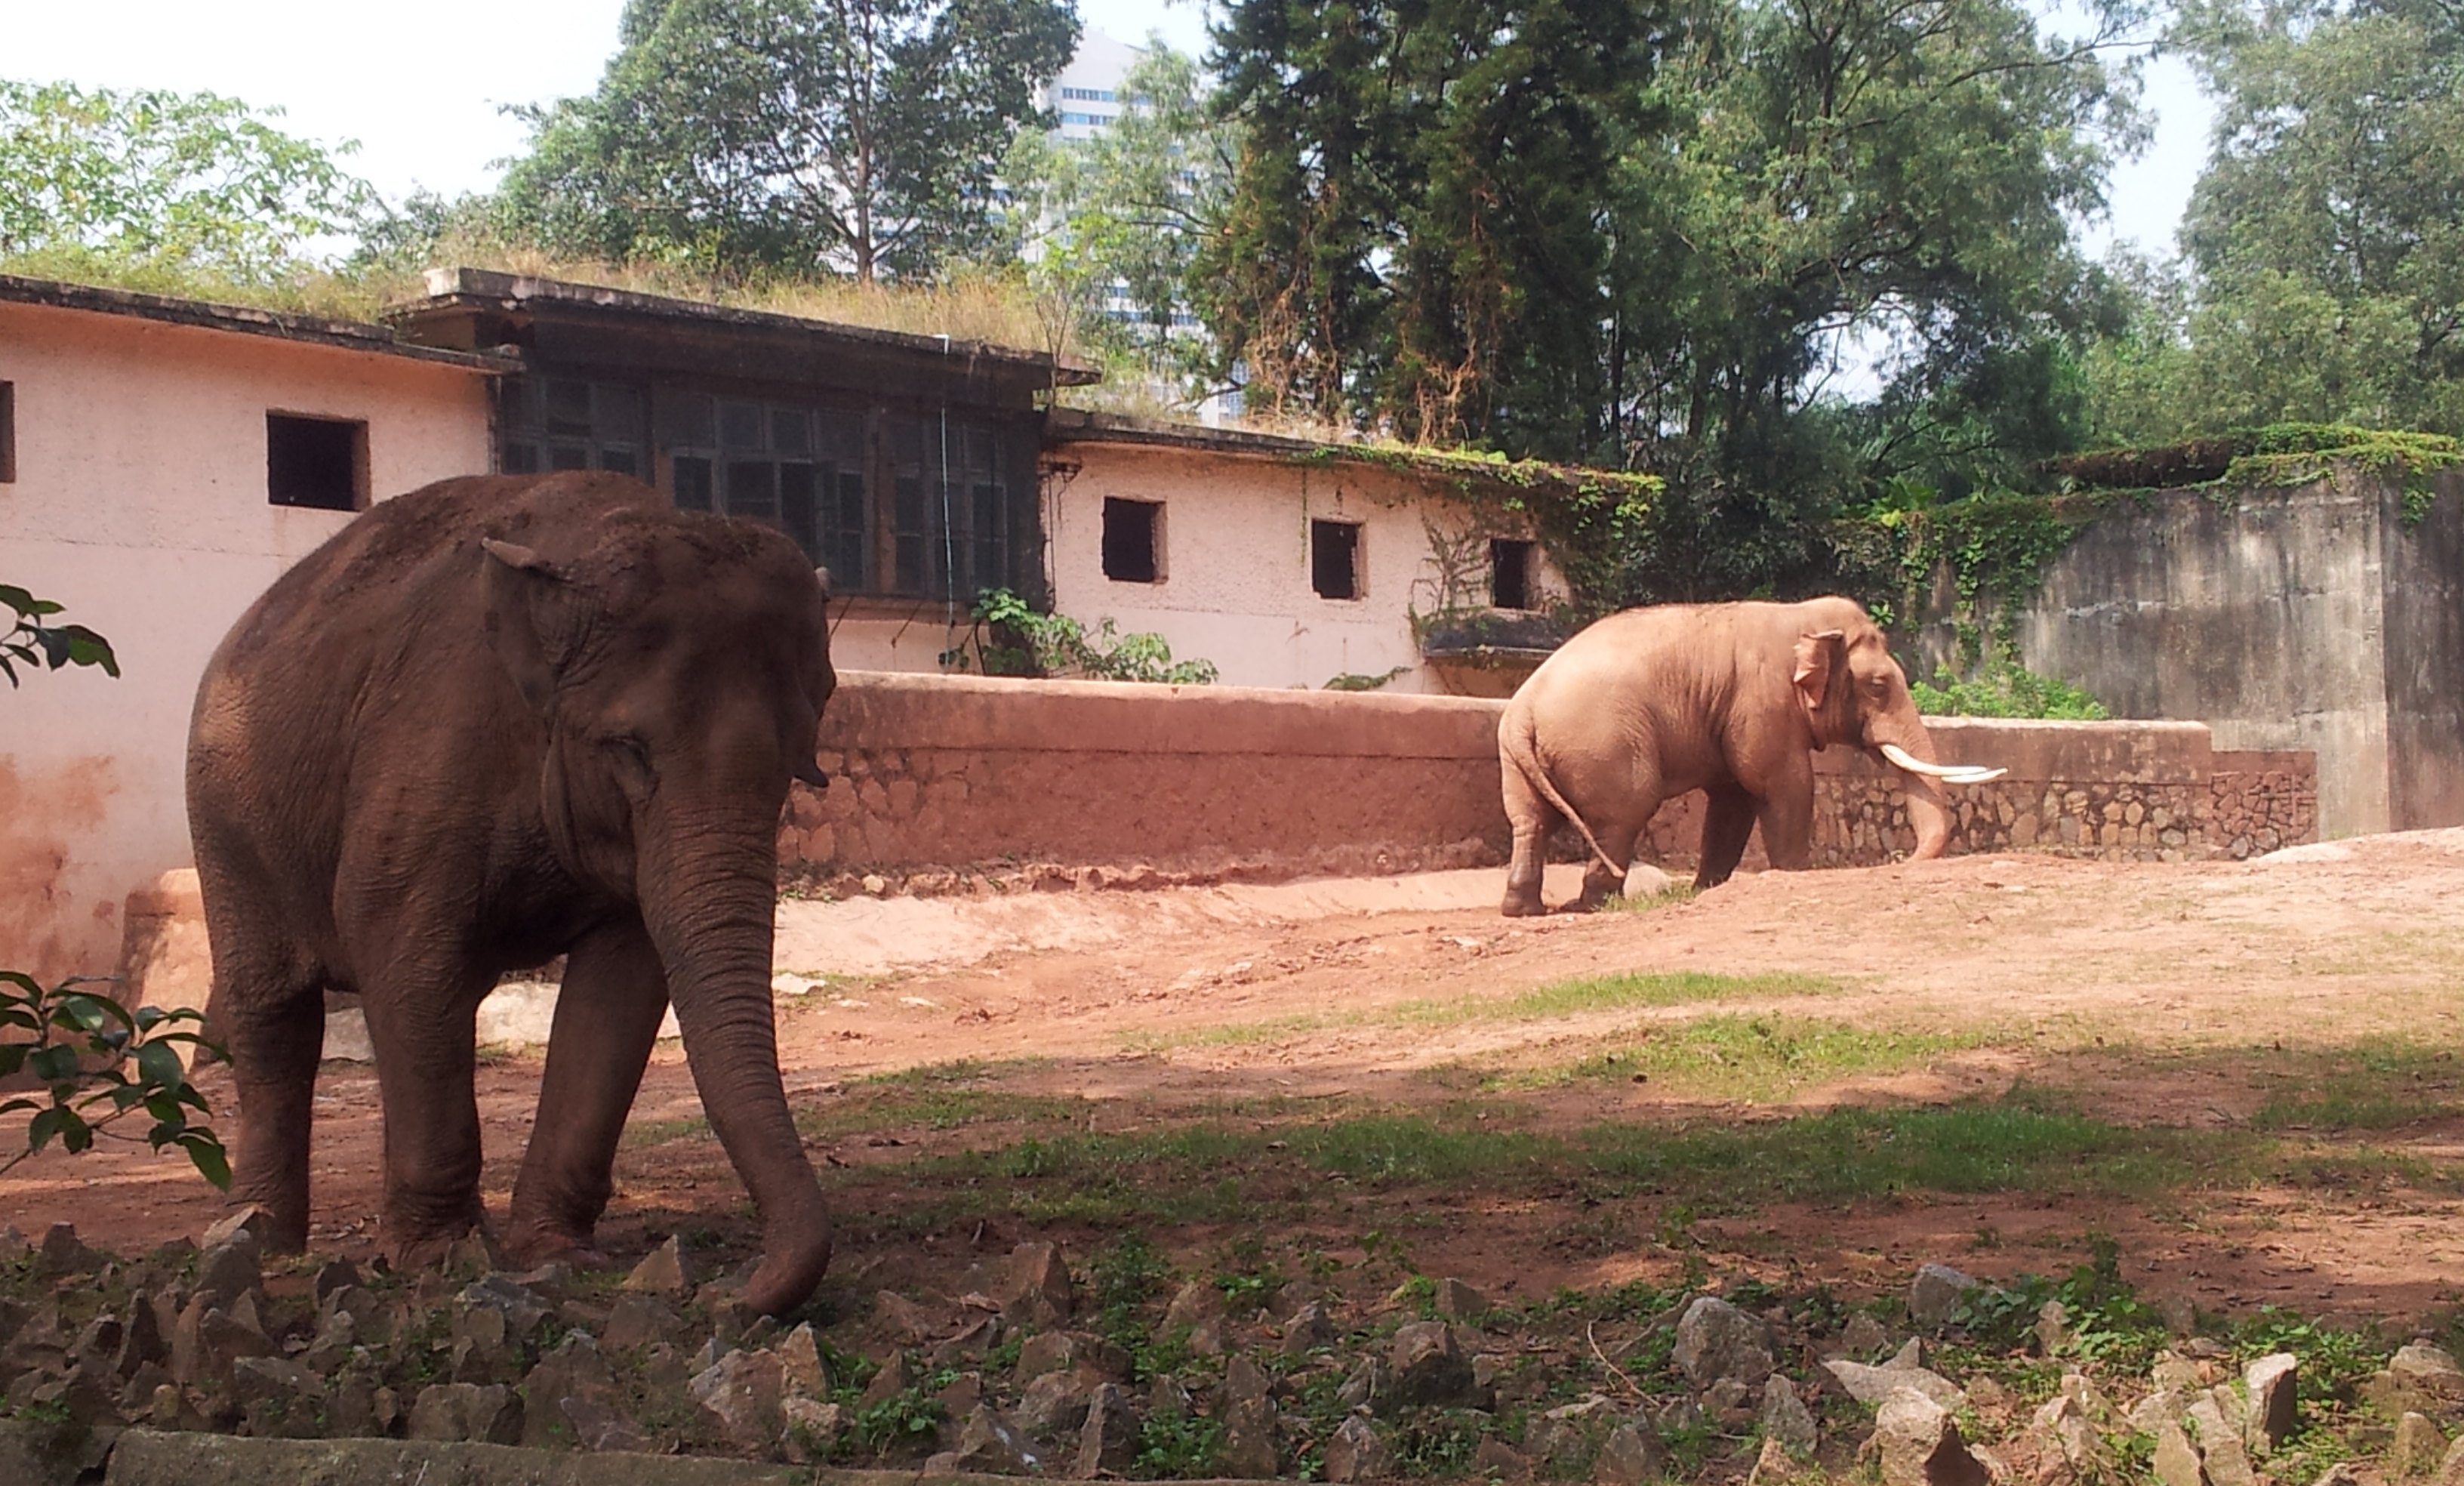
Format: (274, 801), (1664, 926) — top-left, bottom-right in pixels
(0, 275), (519, 372)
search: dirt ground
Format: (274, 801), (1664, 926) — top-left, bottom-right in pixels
(11, 832), (2464, 1332)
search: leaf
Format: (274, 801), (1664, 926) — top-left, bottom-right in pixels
(178, 1132), (233, 1189)
(135, 1040), (186, 1090)
(26, 1105), (63, 1152)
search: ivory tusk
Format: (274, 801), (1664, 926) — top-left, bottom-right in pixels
(1880, 744), (2007, 785)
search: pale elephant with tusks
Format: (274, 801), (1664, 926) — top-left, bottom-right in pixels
(1498, 597), (2004, 915)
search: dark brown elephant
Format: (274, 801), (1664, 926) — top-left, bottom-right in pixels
(188, 471), (837, 1314)
(1498, 597), (2004, 915)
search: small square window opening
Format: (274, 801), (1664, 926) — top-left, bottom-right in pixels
(1311, 519), (1362, 600)
(1491, 538), (1535, 610)
(266, 414), (368, 512)
(0, 382), (14, 483)
(1102, 498), (1163, 582)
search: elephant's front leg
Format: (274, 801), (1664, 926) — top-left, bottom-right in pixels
(1756, 766), (1817, 871)
(359, 951), (497, 1263)
(504, 915), (672, 1267)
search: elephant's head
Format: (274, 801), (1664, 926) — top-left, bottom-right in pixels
(481, 501), (836, 1313)
(1790, 604), (2001, 862)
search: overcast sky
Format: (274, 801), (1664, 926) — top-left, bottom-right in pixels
(7, 0), (2204, 258)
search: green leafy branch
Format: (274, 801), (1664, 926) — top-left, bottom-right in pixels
(1, 584), (120, 686)
(941, 587), (1220, 686)
(0, 971), (230, 1188)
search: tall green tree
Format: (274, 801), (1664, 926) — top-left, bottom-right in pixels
(1204, 0), (2143, 601)
(2085, 0), (2464, 439)
(0, 80), (374, 284)
(1003, 42), (1239, 395)
(499, 0), (1080, 281)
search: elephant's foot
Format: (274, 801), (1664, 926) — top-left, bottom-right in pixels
(1499, 886), (1546, 917)
(229, 1180), (311, 1254)
(497, 1217), (618, 1272)
(744, 1198), (834, 1318)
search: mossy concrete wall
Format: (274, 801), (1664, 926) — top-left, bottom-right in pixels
(2001, 466), (2464, 840)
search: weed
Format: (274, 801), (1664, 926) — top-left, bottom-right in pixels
(1135, 1412), (1223, 1478)
(1548, 1015), (1993, 1101)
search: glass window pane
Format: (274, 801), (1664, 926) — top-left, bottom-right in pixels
(501, 441), (539, 475)
(780, 464), (819, 560)
(500, 378), (539, 433)
(546, 379), (594, 437)
(658, 391), (714, 449)
(896, 533), (926, 594)
(549, 443), (590, 471)
(596, 384), (643, 445)
(772, 407), (811, 458)
(720, 400), (764, 451)
(673, 455), (714, 511)
(727, 461), (778, 520)
(599, 448), (637, 477)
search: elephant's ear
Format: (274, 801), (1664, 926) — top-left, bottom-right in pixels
(482, 538), (581, 716)
(1791, 629), (1852, 746)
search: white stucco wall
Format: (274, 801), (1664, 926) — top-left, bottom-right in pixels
(1043, 442), (1563, 692)
(0, 300), (494, 979)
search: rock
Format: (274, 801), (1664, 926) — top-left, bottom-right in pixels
(860, 1350), (916, 1408)
(1674, 1296), (1776, 1390)
(1016, 1330), (1128, 1383)
(1185, 1319), (1226, 1357)
(519, 1332), (617, 1449)
(1162, 1280), (1221, 1333)
(114, 1296), (167, 1377)
(2432, 1435), (2464, 1486)
(2397, 1343), (2464, 1404)
(1596, 1420), (1674, 1485)
(1283, 1301), (1337, 1356)
(311, 1258), (362, 1305)
(999, 1241), (1075, 1327)
(937, 1370), (984, 1420)
(559, 1395), (650, 1453)
(2035, 1300), (2071, 1355)
(1435, 1278), (1489, 1319)
(873, 1290), (947, 1345)
(1908, 1265), (1977, 1330)
(2392, 1410), (2444, 1476)
(1873, 1388), (1991, 1486)
(230, 1355), (325, 1429)
(448, 1301), (511, 1383)
(300, 1309), (356, 1373)
(622, 1236), (691, 1298)
(777, 1322), (828, 1398)
(1077, 1382), (1143, 1476)
(1825, 1358), (1966, 1411)
(1473, 1437), (1531, 1478)
(690, 1347), (787, 1451)
(2185, 1395), (2256, 1486)
(1760, 1376), (1819, 1453)
(2059, 1370), (2117, 1425)
(2244, 1352), (2297, 1453)
(1704, 1376), (1757, 1425)
(1886, 1336), (1927, 1370)
(1222, 1355), (1274, 1407)
(2152, 1420), (2207, 1486)
(1147, 1374), (1192, 1421)
(942, 1404), (1046, 1475)
(1747, 1437), (1796, 1485)
(1015, 1368), (1095, 1437)
(1220, 1395), (1280, 1478)
(1323, 1413), (1388, 1483)
(406, 1381), (522, 1444)
(460, 1275), (550, 1336)
(195, 1237), (261, 1303)
(1837, 1313), (1892, 1358)
(932, 1314), (1003, 1368)
(2028, 1393), (2107, 1474)
(168, 1299), (272, 1389)
(37, 1223), (93, 1275)
(2129, 1389), (2185, 1435)
(602, 1295), (680, 1352)
(1388, 1320), (1476, 1408)
(201, 1207), (276, 1250)
(2309, 1466), (2364, 1486)
(443, 1231), (494, 1275)
(781, 1398), (848, 1463)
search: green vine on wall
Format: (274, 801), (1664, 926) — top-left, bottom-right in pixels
(1875, 492), (2108, 668)
(2213, 424), (2464, 527)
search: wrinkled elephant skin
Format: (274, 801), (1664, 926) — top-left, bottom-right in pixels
(187, 472), (839, 1314)
(1498, 597), (1984, 915)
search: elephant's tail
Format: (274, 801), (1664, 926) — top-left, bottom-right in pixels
(1502, 706), (1623, 878)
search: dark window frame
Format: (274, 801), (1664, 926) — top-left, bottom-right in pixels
(1490, 538), (1535, 611)
(1311, 519), (1363, 601)
(266, 412), (368, 512)
(496, 375), (646, 478)
(0, 381), (14, 483)
(1101, 498), (1163, 583)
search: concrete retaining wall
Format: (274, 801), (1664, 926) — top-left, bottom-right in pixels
(779, 676), (2313, 894)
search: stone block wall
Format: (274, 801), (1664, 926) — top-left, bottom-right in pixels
(781, 678), (2319, 894)
(2209, 750), (2321, 860)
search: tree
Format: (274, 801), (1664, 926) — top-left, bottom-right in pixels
(0, 80), (374, 284)
(1002, 42), (1239, 397)
(1203, 0), (2146, 602)
(2081, 0), (2464, 439)
(499, 0), (1080, 282)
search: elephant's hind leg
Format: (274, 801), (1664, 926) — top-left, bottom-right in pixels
(504, 916), (670, 1268)
(1696, 784), (1757, 889)
(1572, 814), (1648, 911)
(208, 911), (327, 1253)
(1499, 760), (1559, 917)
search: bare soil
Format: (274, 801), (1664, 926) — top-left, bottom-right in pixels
(12, 834), (2464, 1329)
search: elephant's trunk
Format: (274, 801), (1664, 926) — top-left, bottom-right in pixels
(1875, 722), (1955, 862)
(637, 812), (830, 1315)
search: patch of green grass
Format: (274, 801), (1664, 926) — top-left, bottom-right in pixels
(796, 1087), (1085, 1139)
(1513, 1013), (1990, 1102)
(622, 1114), (711, 1148)
(1129, 970), (1842, 1051)
(2249, 1040), (2463, 1131)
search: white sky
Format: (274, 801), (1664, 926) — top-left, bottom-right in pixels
(4, 0), (2204, 257)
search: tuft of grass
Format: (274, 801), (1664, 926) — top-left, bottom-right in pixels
(2249, 1040), (2463, 1131)
(1545, 1014), (1990, 1101)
